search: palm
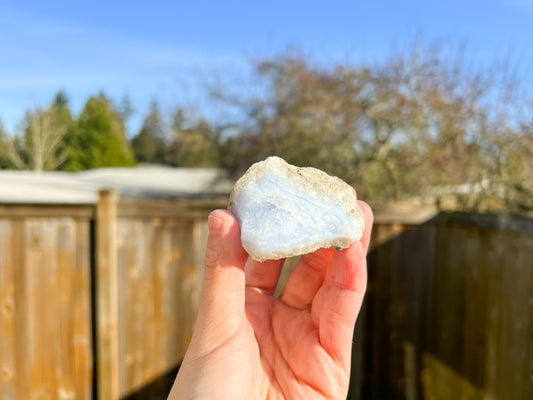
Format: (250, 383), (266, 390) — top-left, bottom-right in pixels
(245, 292), (344, 398)
(242, 245), (366, 399)
(170, 203), (372, 400)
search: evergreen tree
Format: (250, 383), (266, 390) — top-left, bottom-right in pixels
(51, 90), (74, 170)
(120, 93), (135, 136)
(64, 94), (136, 170)
(131, 100), (167, 164)
(54, 90), (69, 109)
(0, 121), (11, 169)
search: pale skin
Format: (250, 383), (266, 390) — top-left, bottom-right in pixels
(169, 198), (373, 400)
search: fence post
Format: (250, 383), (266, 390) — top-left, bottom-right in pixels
(96, 189), (120, 400)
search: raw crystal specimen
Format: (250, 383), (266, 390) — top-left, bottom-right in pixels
(228, 156), (365, 261)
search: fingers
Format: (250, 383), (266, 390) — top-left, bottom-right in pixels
(197, 210), (248, 328)
(279, 247), (334, 309)
(245, 258), (285, 296)
(279, 199), (370, 310)
(314, 202), (374, 367)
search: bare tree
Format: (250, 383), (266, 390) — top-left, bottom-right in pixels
(205, 43), (533, 214)
(7, 107), (68, 171)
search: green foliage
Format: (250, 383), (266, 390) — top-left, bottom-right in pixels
(169, 108), (221, 167)
(131, 100), (167, 164)
(119, 94), (135, 123)
(50, 92), (74, 169)
(54, 90), (69, 109)
(0, 121), (11, 169)
(131, 126), (167, 164)
(64, 94), (136, 170)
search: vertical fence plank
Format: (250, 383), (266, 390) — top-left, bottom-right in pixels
(26, 219), (58, 397)
(364, 223), (406, 398)
(496, 234), (532, 399)
(0, 221), (16, 400)
(74, 221), (93, 399)
(12, 220), (30, 400)
(96, 190), (120, 400)
(56, 219), (75, 399)
(462, 228), (488, 391)
(119, 218), (154, 395)
(118, 219), (132, 394)
(167, 222), (191, 367)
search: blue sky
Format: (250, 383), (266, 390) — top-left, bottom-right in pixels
(1, 0), (532, 134)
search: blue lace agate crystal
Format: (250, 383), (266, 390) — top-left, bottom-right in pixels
(228, 156), (365, 261)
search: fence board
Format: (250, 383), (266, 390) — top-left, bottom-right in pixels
(492, 233), (532, 399)
(461, 227), (488, 391)
(96, 190), (120, 400)
(0, 221), (16, 400)
(26, 219), (58, 397)
(73, 222), (93, 400)
(12, 219), (30, 400)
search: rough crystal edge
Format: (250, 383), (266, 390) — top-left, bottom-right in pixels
(229, 157), (362, 218)
(228, 156), (365, 261)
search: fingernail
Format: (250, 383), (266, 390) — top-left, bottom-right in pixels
(208, 212), (225, 232)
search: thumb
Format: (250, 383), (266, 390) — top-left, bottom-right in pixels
(196, 209), (248, 333)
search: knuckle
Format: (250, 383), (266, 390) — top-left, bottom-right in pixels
(302, 248), (332, 272)
(205, 241), (224, 269)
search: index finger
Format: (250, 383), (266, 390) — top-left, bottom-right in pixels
(312, 201), (373, 367)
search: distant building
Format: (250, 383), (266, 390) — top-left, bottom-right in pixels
(0, 166), (234, 204)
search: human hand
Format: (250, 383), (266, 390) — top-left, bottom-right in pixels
(169, 199), (373, 400)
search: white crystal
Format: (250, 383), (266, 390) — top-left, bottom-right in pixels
(228, 156), (365, 261)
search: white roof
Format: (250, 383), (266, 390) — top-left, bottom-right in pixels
(0, 166), (234, 204)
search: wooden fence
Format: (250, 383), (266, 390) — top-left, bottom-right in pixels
(0, 192), (221, 400)
(0, 194), (532, 399)
(350, 211), (533, 400)
(102, 194), (215, 399)
(0, 204), (93, 400)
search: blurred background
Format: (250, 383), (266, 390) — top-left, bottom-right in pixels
(0, 1), (531, 399)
